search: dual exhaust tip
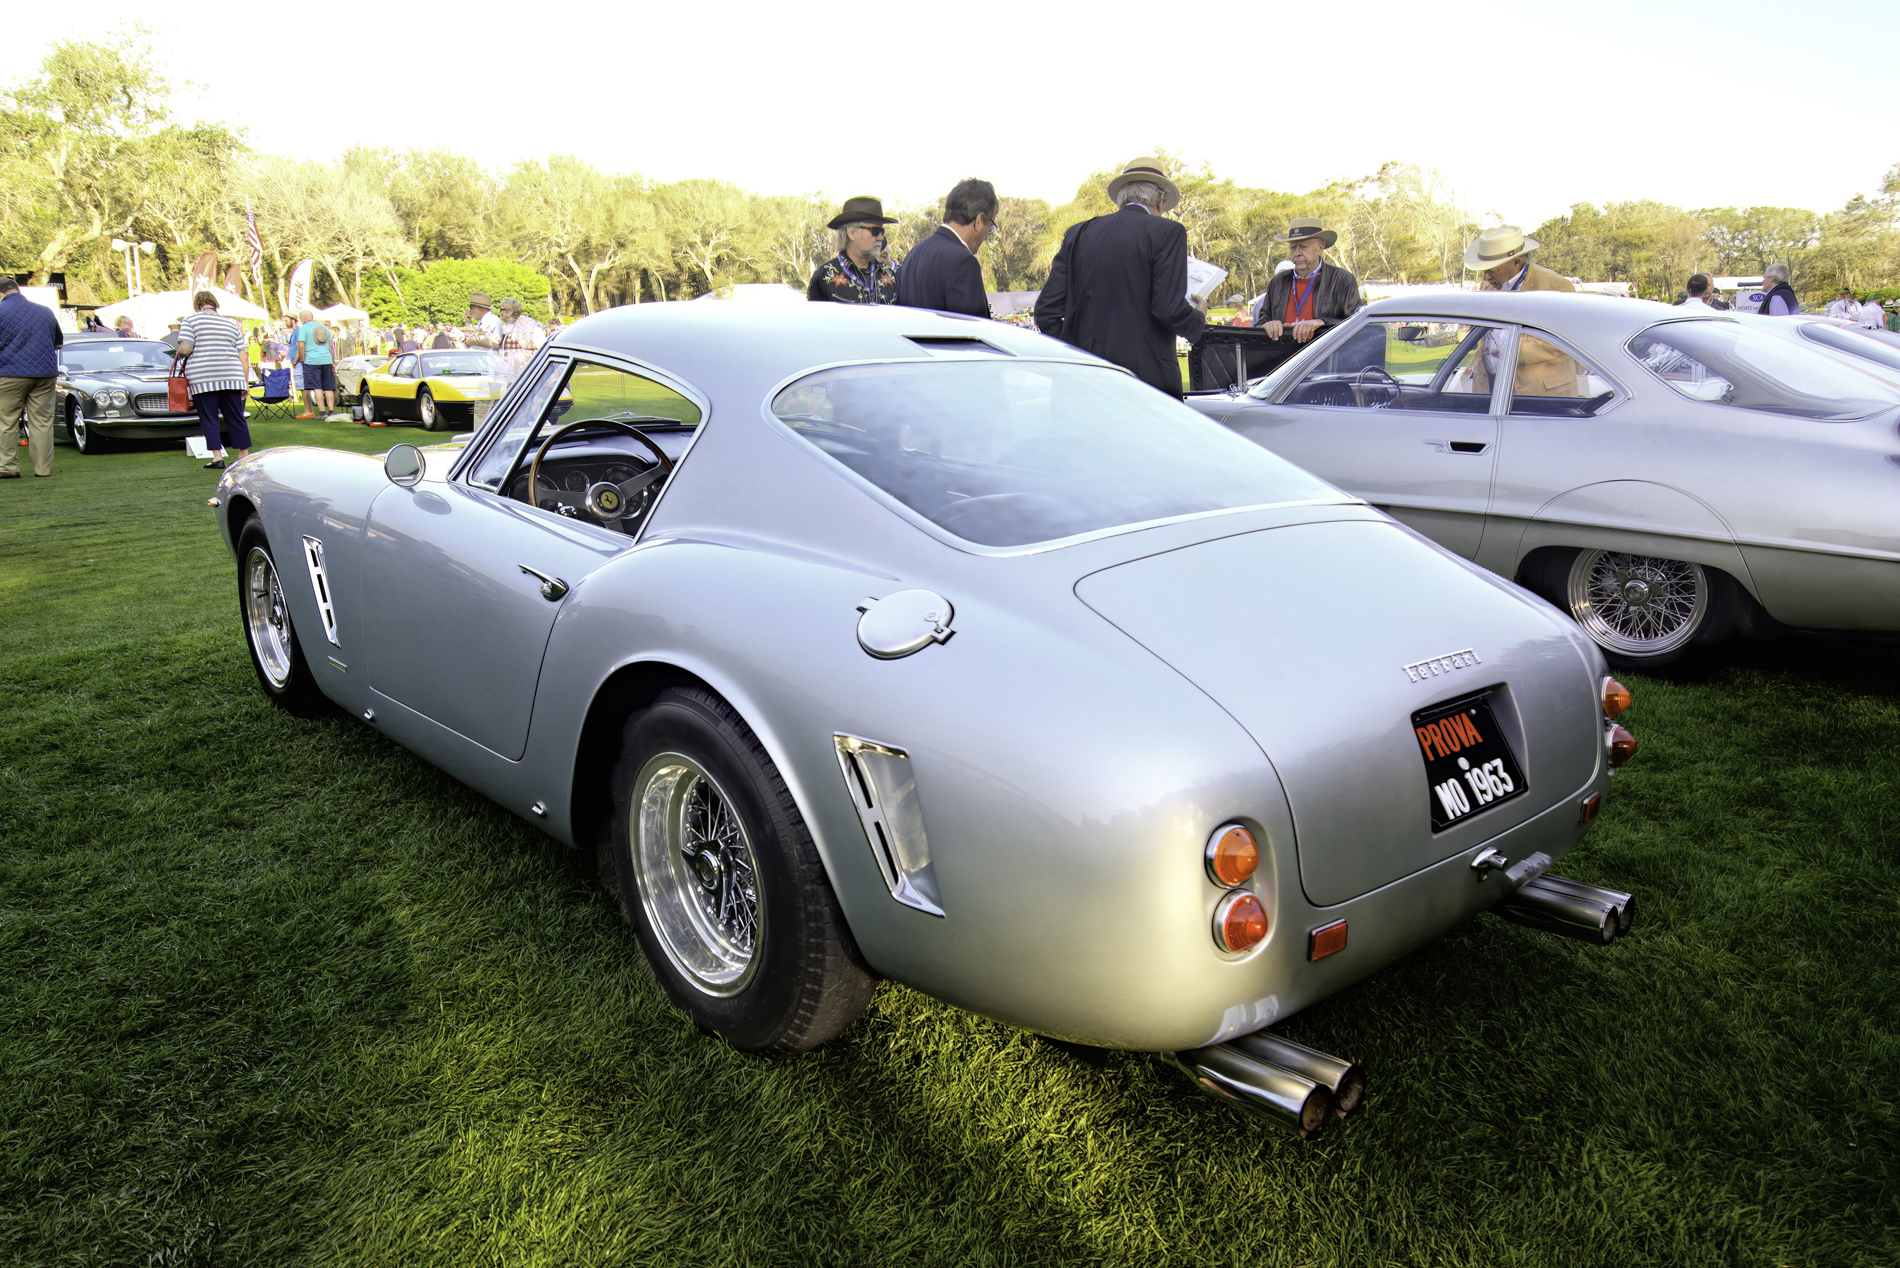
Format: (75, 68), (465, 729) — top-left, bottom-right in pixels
(1167, 1031), (1366, 1139)
(1169, 874), (1635, 1136)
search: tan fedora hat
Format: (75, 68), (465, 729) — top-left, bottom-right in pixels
(1105, 157), (1181, 213)
(1465, 225), (1540, 271)
(1274, 217), (1338, 248)
(827, 195), (899, 230)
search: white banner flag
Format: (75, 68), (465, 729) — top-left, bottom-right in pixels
(287, 259), (313, 315)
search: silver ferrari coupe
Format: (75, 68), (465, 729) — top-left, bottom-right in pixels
(215, 303), (1637, 1137)
(1188, 293), (1900, 668)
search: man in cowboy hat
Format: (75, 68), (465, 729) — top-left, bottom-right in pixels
(1251, 218), (1361, 342)
(465, 292), (504, 348)
(808, 196), (900, 304)
(1034, 157), (1207, 397)
(896, 178), (999, 318)
(1465, 226), (1579, 398)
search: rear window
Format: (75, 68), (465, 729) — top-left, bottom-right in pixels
(772, 360), (1340, 548)
(1628, 320), (1900, 420)
(1797, 322), (1900, 376)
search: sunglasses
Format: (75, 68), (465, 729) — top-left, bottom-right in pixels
(853, 224), (887, 237)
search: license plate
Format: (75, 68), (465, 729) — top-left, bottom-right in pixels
(1413, 690), (1527, 831)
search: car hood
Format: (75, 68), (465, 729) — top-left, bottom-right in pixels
(1074, 518), (1603, 906)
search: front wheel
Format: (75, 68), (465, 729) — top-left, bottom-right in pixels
(70, 405), (107, 454)
(237, 518), (336, 717)
(417, 387), (443, 431)
(610, 687), (874, 1053)
(1538, 547), (1734, 669)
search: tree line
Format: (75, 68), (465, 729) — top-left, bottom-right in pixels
(6, 32), (1899, 322)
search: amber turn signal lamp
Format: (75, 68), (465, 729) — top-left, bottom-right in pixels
(1579, 792), (1602, 824)
(1308, 919), (1348, 961)
(1214, 891), (1268, 953)
(1205, 824), (1260, 888)
(1602, 677), (1632, 720)
(1608, 724), (1638, 767)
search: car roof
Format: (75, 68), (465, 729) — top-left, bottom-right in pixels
(1362, 291), (1728, 341)
(546, 300), (1103, 392)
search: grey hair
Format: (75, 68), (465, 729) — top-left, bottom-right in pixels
(1115, 180), (1165, 209)
(498, 296), (523, 317)
(1763, 262), (1791, 284)
(835, 224), (869, 253)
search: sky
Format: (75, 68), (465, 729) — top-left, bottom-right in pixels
(10, 0), (1898, 229)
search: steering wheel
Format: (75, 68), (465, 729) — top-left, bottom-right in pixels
(1352, 365), (1402, 409)
(524, 419), (674, 520)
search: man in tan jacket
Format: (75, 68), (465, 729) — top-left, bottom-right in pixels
(1466, 226), (1579, 398)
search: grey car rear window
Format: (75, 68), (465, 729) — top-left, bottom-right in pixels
(1798, 322), (1900, 376)
(1629, 320), (1900, 420)
(772, 360), (1340, 548)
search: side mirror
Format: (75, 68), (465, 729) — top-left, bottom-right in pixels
(384, 443), (425, 487)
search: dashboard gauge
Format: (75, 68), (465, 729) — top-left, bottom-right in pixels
(604, 465), (636, 485)
(564, 470), (591, 492)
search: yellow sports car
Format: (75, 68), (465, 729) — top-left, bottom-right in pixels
(358, 349), (510, 431)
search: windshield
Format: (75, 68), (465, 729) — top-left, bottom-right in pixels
(59, 342), (172, 374)
(1798, 322), (1900, 377)
(420, 350), (501, 377)
(772, 361), (1342, 548)
(1628, 320), (1899, 420)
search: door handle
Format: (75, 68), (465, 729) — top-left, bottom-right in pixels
(1424, 439), (1490, 455)
(518, 565), (569, 601)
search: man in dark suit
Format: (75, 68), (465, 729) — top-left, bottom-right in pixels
(895, 179), (997, 318)
(1035, 157), (1207, 397)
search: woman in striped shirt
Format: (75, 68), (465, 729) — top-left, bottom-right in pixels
(175, 290), (252, 470)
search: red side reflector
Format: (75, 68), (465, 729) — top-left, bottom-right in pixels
(1308, 920), (1348, 961)
(1579, 793), (1602, 824)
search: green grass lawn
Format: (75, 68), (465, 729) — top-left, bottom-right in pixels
(2, 422), (1897, 1266)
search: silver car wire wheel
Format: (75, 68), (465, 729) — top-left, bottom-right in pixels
(633, 752), (762, 996)
(1566, 549), (1708, 657)
(243, 546), (295, 689)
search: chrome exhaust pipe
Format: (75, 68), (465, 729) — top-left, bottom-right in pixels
(1167, 1036), (1358, 1138)
(1492, 872), (1634, 944)
(1230, 1031), (1367, 1117)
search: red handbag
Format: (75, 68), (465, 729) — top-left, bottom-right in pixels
(168, 352), (191, 412)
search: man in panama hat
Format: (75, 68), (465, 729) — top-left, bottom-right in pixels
(1034, 157), (1207, 397)
(1464, 225), (1580, 398)
(808, 196), (901, 305)
(1251, 217), (1362, 343)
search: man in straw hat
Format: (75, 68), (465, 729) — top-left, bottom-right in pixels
(808, 197), (900, 305)
(1035, 157), (1208, 397)
(1464, 226), (1579, 399)
(1251, 217), (1361, 343)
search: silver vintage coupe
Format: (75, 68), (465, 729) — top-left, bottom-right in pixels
(1189, 294), (1900, 667)
(215, 303), (1638, 1136)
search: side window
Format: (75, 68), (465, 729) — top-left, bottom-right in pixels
(1509, 329), (1616, 416)
(466, 358), (701, 492)
(395, 355), (418, 378)
(1284, 321), (1495, 414)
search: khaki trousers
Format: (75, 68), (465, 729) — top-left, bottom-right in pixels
(0, 376), (56, 477)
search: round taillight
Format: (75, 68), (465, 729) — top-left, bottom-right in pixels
(1214, 890), (1268, 953)
(1205, 824), (1259, 887)
(1608, 723), (1638, 767)
(1602, 677), (1632, 720)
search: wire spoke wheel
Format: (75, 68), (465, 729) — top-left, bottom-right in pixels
(634, 752), (761, 996)
(1566, 549), (1708, 657)
(243, 547), (295, 689)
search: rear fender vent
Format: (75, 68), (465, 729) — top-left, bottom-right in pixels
(833, 734), (945, 916)
(905, 336), (1012, 356)
(301, 536), (341, 646)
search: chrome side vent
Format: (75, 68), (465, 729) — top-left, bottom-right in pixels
(833, 734), (944, 917)
(301, 536), (340, 646)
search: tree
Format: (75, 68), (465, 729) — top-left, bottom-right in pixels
(360, 258), (551, 326)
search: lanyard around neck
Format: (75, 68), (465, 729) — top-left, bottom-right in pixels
(838, 253), (880, 297)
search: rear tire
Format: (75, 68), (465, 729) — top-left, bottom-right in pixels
(1525, 547), (1737, 669)
(610, 687), (873, 1053)
(237, 517), (336, 718)
(417, 387), (443, 431)
(359, 389), (378, 425)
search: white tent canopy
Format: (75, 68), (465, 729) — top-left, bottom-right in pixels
(316, 302), (369, 321)
(95, 285), (269, 333)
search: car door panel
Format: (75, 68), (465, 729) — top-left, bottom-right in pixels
(361, 482), (624, 760)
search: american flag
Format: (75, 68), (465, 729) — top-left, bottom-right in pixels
(245, 196), (262, 272)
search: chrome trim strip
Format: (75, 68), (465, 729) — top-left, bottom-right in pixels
(300, 535), (341, 647)
(325, 656), (347, 672)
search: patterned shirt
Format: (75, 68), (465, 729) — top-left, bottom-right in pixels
(0, 291), (62, 378)
(178, 310), (248, 394)
(807, 254), (898, 304)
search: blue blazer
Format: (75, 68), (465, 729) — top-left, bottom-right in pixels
(896, 225), (988, 318)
